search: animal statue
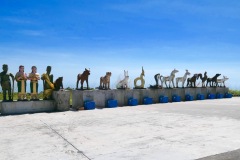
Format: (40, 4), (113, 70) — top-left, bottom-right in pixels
(187, 74), (201, 88)
(99, 72), (112, 89)
(149, 73), (162, 88)
(176, 70), (190, 88)
(116, 70), (129, 89)
(200, 71), (208, 87)
(54, 77), (63, 91)
(134, 67), (145, 88)
(76, 68), (90, 90)
(160, 69), (179, 88)
(154, 73), (161, 86)
(217, 76), (229, 87)
(206, 73), (221, 87)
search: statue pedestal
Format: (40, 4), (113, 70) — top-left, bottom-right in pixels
(0, 100), (55, 115)
(52, 91), (71, 111)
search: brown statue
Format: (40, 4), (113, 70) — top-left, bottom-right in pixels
(76, 68), (90, 90)
(0, 64), (14, 102)
(15, 65), (28, 101)
(99, 72), (112, 89)
(41, 66), (54, 100)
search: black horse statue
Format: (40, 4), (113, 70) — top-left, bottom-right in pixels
(187, 74), (201, 88)
(206, 73), (221, 87)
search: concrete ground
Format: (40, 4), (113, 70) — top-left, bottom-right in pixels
(1, 97), (240, 160)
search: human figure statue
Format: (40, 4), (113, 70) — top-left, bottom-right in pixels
(15, 65), (28, 101)
(0, 64), (14, 102)
(28, 66), (40, 100)
(41, 66), (54, 100)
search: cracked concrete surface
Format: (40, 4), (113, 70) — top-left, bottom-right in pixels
(1, 97), (240, 160)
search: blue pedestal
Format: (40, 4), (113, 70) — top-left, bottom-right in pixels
(197, 94), (205, 100)
(172, 95), (181, 102)
(107, 99), (118, 108)
(225, 93), (233, 98)
(128, 98), (138, 106)
(216, 93), (224, 99)
(185, 94), (194, 101)
(159, 96), (168, 103)
(84, 101), (96, 110)
(143, 97), (153, 105)
(207, 93), (216, 99)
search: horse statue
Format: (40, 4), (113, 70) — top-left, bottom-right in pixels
(116, 70), (129, 89)
(99, 72), (112, 89)
(217, 76), (229, 87)
(200, 71), (208, 87)
(54, 77), (63, 91)
(76, 68), (90, 90)
(134, 67), (145, 89)
(187, 74), (201, 88)
(206, 73), (221, 87)
(160, 69), (179, 88)
(176, 69), (190, 88)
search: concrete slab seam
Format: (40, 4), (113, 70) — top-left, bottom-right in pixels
(40, 120), (91, 160)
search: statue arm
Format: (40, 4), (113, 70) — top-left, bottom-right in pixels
(50, 74), (53, 83)
(15, 73), (20, 81)
(10, 73), (14, 79)
(9, 73), (14, 83)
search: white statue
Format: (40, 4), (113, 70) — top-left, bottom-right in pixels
(217, 76), (229, 87)
(176, 70), (191, 88)
(160, 69), (179, 88)
(116, 70), (129, 89)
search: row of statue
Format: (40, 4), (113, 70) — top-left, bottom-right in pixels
(0, 64), (63, 102)
(0, 65), (228, 102)
(76, 67), (228, 90)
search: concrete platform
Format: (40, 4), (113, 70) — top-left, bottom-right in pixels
(72, 87), (229, 109)
(1, 97), (240, 160)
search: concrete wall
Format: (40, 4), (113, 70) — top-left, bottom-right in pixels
(0, 91), (70, 115)
(0, 100), (56, 115)
(72, 87), (229, 109)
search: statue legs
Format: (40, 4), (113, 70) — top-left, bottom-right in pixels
(43, 89), (53, 100)
(3, 89), (7, 101)
(30, 82), (38, 100)
(18, 80), (27, 100)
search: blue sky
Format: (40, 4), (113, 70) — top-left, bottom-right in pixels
(1, 0), (240, 90)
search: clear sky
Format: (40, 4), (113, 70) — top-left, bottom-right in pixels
(1, 0), (240, 91)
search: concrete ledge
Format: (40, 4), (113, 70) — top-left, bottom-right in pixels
(72, 87), (229, 109)
(0, 100), (56, 115)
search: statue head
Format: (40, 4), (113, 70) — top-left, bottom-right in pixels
(46, 66), (51, 74)
(141, 66), (145, 76)
(85, 68), (90, 75)
(31, 66), (37, 73)
(19, 65), (24, 72)
(2, 64), (8, 72)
